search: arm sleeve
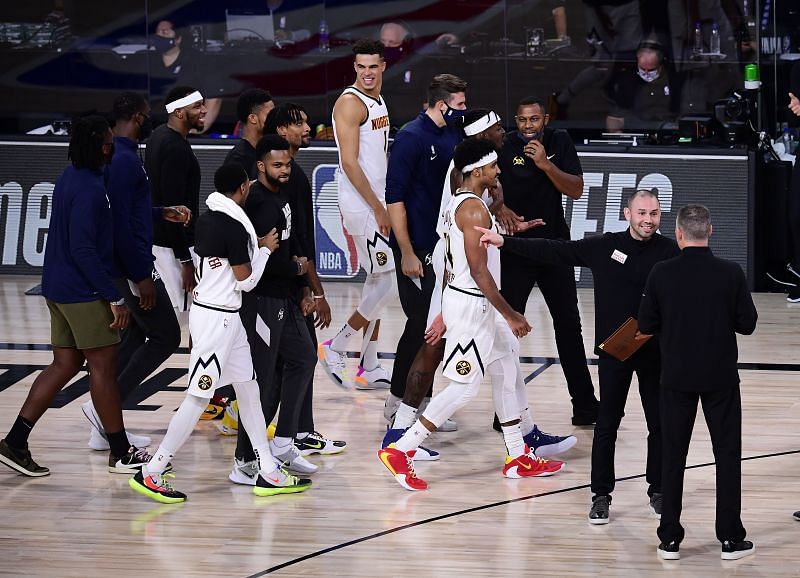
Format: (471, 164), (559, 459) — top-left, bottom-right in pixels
(637, 268), (661, 334)
(157, 146), (192, 261)
(733, 267), (758, 335)
(70, 192), (123, 302)
(108, 159), (153, 283)
(235, 247), (272, 292)
(425, 238), (446, 328)
(501, 235), (593, 268)
(385, 131), (419, 205)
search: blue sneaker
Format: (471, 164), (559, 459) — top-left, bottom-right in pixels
(382, 428), (440, 461)
(524, 425), (577, 458)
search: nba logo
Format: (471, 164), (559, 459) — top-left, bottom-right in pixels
(312, 164), (360, 278)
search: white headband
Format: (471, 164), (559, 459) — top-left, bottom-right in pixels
(165, 91), (203, 113)
(464, 111), (501, 136)
(462, 150), (498, 173)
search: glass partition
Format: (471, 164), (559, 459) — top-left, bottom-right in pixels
(0, 0), (791, 141)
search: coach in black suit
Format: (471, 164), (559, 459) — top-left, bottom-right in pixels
(638, 204), (758, 561)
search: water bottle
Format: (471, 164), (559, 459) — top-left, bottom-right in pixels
(710, 21), (721, 54)
(318, 19), (330, 53)
(693, 21), (703, 54)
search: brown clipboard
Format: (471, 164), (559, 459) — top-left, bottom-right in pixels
(598, 317), (652, 362)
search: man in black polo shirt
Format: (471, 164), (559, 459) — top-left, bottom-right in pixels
(231, 135), (319, 483)
(497, 95), (598, 426)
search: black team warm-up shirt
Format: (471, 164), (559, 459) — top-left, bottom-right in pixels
(145, 124), (201, 261)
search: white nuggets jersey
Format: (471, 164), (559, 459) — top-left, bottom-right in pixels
(437, 160), (493, 239)
(333, 86), (389, 211)
(193, 254), (241, 310)
(443, 191), (501, 291)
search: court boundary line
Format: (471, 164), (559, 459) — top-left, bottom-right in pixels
(244, 448), (800, 577)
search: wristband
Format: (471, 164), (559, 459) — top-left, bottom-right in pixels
(110, 298), (125, 306)
(313, 294), (326, 299)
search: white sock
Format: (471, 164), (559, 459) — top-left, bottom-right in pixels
(395, 420), (432, 453)
(361, 338), (380, 370)
(501, 422), (526, 458)
(296, 432), (310, 440)
(393, 402), (417, 430)
(145, 446), (174, 477)
(271, 436), (293, 456)
(520, 407), (535, 437)
(330, 323), (357, 352)
(254, 444), (277, 474)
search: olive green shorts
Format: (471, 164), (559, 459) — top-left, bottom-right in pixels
(47, 299), (119, 350)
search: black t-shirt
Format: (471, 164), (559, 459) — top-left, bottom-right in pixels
(282, 159), (316, 261)
(244, 180), (303, 298)
(145, 124), (200, 260)
(193, 211), (250, 266)
(225, 139), (257, 179)
(498, 128), (581, 240)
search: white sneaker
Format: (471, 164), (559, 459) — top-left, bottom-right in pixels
(438, 418), (458, 432)
(411, 445), (440, 461)
(228, 458), (259, 486)
(82, 401), (151, 450)
(354, 365), (391, 390)
(271, 442), (318, 474)
(318, 340), (353, 389)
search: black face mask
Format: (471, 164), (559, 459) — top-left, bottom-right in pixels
(138, 116), (153, 141)
(151, 36), (176, 54)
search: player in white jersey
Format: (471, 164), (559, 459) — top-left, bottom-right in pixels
(320, 39), (397, 389)
(129, 163), (311, 503)
(378, 139), (566, 490)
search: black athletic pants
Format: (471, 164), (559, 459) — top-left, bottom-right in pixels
(591, 348), (661, 497)
(236, 293), (316, 461)
(499, 253), (598, 420)
(790, 158), (800, 267)
(113, 276), (181, 405)
(658, 386), (746, 545)
(390, 246), (436, 398)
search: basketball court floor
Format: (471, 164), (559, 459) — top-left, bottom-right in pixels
(1, 276), (799, 577)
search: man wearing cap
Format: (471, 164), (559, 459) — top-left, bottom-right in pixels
(145, 85), (206, 326)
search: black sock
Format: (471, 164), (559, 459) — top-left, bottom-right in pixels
(6, 415), (35, 450)
(106, 429), (130, 458)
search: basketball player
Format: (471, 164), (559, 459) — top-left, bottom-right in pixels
(384, 110), (576, 461)
(319, 39), (397, 389)
(378, 139), (565, 490)
(129, 164), (311, 503)
(145, 85), (205, 326)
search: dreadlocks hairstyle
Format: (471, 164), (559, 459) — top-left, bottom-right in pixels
(68, 115), (110, 171)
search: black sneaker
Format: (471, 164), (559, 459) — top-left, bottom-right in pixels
(649, 492), (663, 518)
(253, 467), (312, 497)
(588, 495), (610, 525)
(0, 439), (49, 477)
(657, 541), (680, 560)
(793, 510), (800, 521)
(108, 446), (156, 474)
(788, 286), (800, 303)
(721, 540), (755, 560)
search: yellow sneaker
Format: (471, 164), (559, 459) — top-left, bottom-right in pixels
(218, 400), (238, 435)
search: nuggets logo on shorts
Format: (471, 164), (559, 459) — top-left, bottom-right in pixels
(376, 251), (388, 266)
(198, 374), (213, 390)
(455, 360), (472, 376)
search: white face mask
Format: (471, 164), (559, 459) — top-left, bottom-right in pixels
(638, 67), (660, 83)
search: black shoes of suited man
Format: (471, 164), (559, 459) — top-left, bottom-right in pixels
(658, 540), (755, 561)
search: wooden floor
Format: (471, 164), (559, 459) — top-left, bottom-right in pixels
(1, 275), (800, 577)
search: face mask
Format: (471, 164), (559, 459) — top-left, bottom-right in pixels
(138, 116), (153, 141)
(441, 103), (467, 126)
(151, 36), (176, 54)
(637, 67), (660, 83)
(382, 46), (405, 65)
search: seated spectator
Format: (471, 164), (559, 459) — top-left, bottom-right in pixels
(606, 39), (675, 132)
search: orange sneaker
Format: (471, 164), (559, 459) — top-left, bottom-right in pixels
(503, 446), (565, 478)
(377, 445), (428, 491)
